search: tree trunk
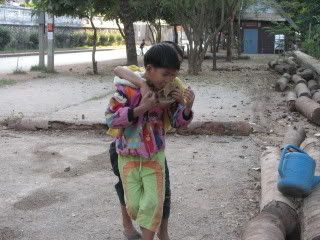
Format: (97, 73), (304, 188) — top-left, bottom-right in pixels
(275, 77), (289, 92)
(282, 126), (306, 148)
(177, 121), (252, 136)
(147, 22), (156, 44)
(173, 24), (178, 44)
(295, 83), (311, 98)
(308, 80), (319, 92)
(226, 12), (235, 62)
(259, 147), (300, 238)
(295, 96), (320, 125)
(123, 20), (138, 65)
(313, 91), (320, 104)
(216, 31), (222, 52)
(242, 212), (286, 240)
(156, 19), (162, 43)
(119, 0), (137, 65)
(301, 138), (320, 240)
(212, 34), (217, 71)
(286, 91), (297, 112)
(292, 74), (307, 85)
(89, 16), (98, 74)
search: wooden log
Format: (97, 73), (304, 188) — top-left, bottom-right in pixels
(308, 80), (319, 92)
(274, 64), (296, 75)
(282, 126), (306, 148)
(260, 147), (300, 237)
(274, 64), (287, 75)
(301, 138), (320, 240)
(300, 69), (315, 81)
(284, 57), (298, 68)
(292, 74), (307, 85)
(176, 121), (253, 136)
(295, 96), (320, 125)
(313, 91), (320, 104)
(242, 212), (285, 240)
(269, 60), (278, 69)
(286, 91), (297, 112)
(282, 73), (292, 81)
(275, 77), (289, 92)
(295, 83), (311, 98)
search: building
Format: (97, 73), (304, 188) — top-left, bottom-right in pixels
(240, 1), (298, 54)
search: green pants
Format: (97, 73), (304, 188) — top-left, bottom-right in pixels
(118, 151), (165, 232)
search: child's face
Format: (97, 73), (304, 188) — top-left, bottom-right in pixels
(145, 65), (178, 90)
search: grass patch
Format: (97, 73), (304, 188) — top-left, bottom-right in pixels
(30, 65), (48, 72)
(0, 79), (17, 87)
(13, 68), (27, 75)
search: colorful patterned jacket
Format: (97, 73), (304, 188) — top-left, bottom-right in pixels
(105, 84), (193, 158)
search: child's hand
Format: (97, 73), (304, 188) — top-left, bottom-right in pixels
(170, 89), (184, 105)
(140, 91), (157, 111)
(184, 87), (195, 110)
(140, 82), (151, 97)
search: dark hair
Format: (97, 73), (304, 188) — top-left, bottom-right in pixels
(162, 41), (184, 60)
(144, 43), (181, 70)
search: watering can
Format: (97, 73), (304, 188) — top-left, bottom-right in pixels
(278, 144), (320, 197)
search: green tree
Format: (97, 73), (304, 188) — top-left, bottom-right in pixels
(161, 0), (238, 75)
(33, 0), (116, 74)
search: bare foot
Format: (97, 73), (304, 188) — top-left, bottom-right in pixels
(121, 205), (141, 239)
(157, 232), (170, 240)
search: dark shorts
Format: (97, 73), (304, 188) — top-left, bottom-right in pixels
(109, 142), (171, 219)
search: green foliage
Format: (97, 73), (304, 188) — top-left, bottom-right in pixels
(0, 27), (11, 50)
(29, 32), (39, 49)
(302, 25), (320, 59)
(55, 32), (70, 48)
(115, 34), (123, 44)
(108, 33), (116, 45)
(70, 32), (87, 47)
(86, 32), (98, 46)
(0, 79), (16, 87)
(99, 34), (109, 46)
(9, 30), (30, 50)
(30, 65), (48, 72)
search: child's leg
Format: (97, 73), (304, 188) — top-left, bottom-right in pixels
(109, 143), (141, 238)
(158, 158), (171, 240)
(137, 151), (165, 233)
(118, 155), (143, 221)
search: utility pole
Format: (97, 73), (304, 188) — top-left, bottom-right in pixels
(47, 13), (54, 72)
(38, 11), (45, 68)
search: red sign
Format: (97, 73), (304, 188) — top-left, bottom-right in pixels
(47, 23), (54, 32)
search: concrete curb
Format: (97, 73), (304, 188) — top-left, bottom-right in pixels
(1, 117), (260, 136)
(0, 48), (121, 58)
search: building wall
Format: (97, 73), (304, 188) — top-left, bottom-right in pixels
(241, 21), (275, 54)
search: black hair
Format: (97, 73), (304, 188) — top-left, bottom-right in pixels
(144, 43), (181, 70)
(162, 41), (184, 60)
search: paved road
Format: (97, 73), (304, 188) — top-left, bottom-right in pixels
(0, 49), (126, 74)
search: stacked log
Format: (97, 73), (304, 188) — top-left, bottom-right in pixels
(313, 91), (320, 104)
(242, 126), (304, 240)
(300, 139), (320, 240)
(295, 96), (320, 125)
(286, 91), (297, 112)
(295, 83), (311, 98)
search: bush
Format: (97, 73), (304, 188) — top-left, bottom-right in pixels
(302, 25), (320, 59)
(86, 32), (100, 46)
(115, 34), (124, 45)
(99, 34), (109, 46)
(55, 32), (70, 48)
(108, 34), (116, 45)
(9, 30), (30, 50)
(0, 27), (11, 50)
(29, 32), (39, 49)
(70, 32), (87, 47)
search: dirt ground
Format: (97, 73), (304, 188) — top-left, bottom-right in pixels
(1, 55), (319, 240)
